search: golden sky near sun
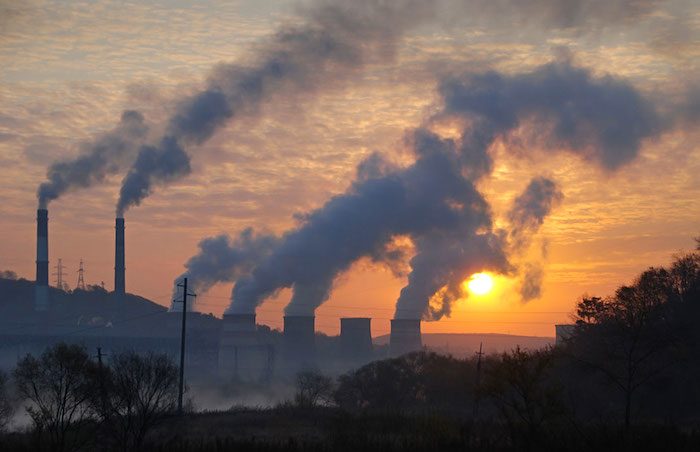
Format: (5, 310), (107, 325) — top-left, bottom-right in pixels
(0, 0), (699, 338)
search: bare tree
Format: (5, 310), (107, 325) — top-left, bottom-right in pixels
(484, 347), (564, 448)
(96, 351), (179, 451)
(294, 370), (334, 407)
(0, 370), (15, 432)
(570, 268), (676, 432)
(13, 343), (99, 452)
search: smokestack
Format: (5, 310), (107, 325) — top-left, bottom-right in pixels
(114, 217), (125, 295)
(340, 317), (373, 364)
(219, 313), (270, 381)
(389, 319), (422, 357)
(283, 315), (316, 371)
(34, 209), (49, 311)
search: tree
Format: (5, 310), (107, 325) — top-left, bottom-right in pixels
(294, 370), (333, 408)
(0, 370), (15, 432)
(96, 351), (179, 451)
(569, 268), (676, 432)
(13, 343), (99, 452)
(484, 347), (564, 448)
(334, 352), (473, 412)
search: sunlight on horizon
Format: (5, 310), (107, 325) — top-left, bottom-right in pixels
(465, 272), (495, 296)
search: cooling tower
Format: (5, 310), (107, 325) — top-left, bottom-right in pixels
(283, 315), (316, 371)
(340, 317), (373, 363)
(219, 314), (271, 381)
(34, 209), (49, 311)
(389, 319), (422, 356)
(114, 217), (125, 295)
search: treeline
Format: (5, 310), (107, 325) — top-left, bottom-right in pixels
(0, 247), (699, 451)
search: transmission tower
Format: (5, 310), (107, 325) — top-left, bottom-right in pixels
(76, 259), (86, 290)
(52, 258), (69, 290)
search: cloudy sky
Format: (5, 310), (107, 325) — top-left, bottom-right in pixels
(1, 0), (698, 337)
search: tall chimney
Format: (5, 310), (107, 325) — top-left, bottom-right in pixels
(283, 315), (316, 372)
(219, 313), (270, 381)
(114, 217), (125, 295)
(34, 209), (49, 311)
(389, 319), (422, 357)
(340, 317), (373, 364)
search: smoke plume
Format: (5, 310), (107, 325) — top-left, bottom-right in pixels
(225, 59), (662, 320)
(438, 58), (661, 170)
(508, 177), (563, 251)
(35, 0), (672, 209)
(37, 111), (148, 209)
(171, 229), (278, 310)
(115, 0), (437, 215)
(506, 177), (563, 302)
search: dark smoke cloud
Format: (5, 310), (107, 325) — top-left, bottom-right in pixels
(115, 0), (437, 215)
(228, 128), (500, 316)
(507, 177), (563, 302)
(508, 177), (563, 251)
(171, 229), (278, 310)
(224, 59), (666, 320)
(519, 263), (544, 301)
(439, 59), (661, 170)
(459, 0), (665, 31)
(37, 111), (148, 209)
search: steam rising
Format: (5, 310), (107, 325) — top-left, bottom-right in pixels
(224, 59), (661, 320)
(171, 229), (278, 310)
(508, 177), (563, 251)
(115, 0), (437, 215)
(37, 111), (148, 209)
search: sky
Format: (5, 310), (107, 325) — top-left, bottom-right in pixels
(1, 0), (699, 338)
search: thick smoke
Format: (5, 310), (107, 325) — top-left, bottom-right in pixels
(508, 177), (563, 251)
(115, 0), (437, 215)
(171, 229), (278, 310)
(439, 59), (661, 170)
(519, 263), (545, 301)
(228, 128), (504, 316)
(37, 111), (148, 209)
(225, 59), (662, 320)
(507, 177), (563, 302)
(35, 0), (672, 209)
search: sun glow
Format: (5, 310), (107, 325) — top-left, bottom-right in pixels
(466, 272), (494, 296)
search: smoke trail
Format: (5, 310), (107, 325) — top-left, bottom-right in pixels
(438, 58), (661, 170)
(116, 0), (438, 215)
(506, 177), (563, 302)
(228, 128), (498, 315)
(226, 59), (665, 320)
(35, 0), (671, 209)
(519, 263), (545, 301)
(36, 111), (148, 208)
(171, 229), (278, 310)
(508, 177), (563, 251)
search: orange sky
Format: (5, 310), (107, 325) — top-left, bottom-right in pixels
(1, 0), (698, 338)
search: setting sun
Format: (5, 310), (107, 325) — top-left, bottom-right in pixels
(466, 272), (494, 296)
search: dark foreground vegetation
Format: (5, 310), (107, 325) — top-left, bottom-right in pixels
(0, 244), (699, 451)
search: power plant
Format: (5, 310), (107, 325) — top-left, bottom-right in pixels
(389, 318), (422, 356)
(23, 207), (425, 381)
(340, 317), (373, 364)
(219, 313), (272, 380)
(114, 217), (125, 295)
(283, 315), (316, 372)
(34, 209), (49, 311)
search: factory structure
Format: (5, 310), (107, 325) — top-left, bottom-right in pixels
(12, 209), (424, 380)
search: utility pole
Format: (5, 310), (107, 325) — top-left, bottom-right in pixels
(96, 347), (108, 417)
(473, 342), (484, 419)
(175, 277), (196, 415)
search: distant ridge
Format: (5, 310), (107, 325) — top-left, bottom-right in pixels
(374, 332), (555, 357)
